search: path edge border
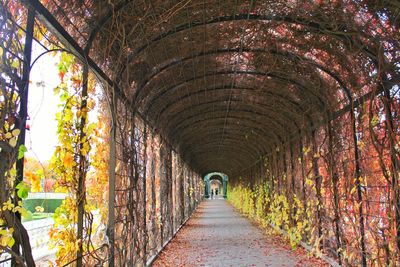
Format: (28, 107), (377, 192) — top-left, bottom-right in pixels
(146, 200), (203, 266)
(228, 202), (341, 267)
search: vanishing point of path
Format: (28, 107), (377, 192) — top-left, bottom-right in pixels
(153, 199), (328, 267)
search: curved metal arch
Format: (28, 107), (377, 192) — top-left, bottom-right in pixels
(146, 85), (311, 121)
(179, 138), (271, 161)
(197, 150), (249, 163)
(208, 176), (223, 184)
(178, 128), (274, 145)
(138, 70), (326, 111)
(197, 155), (246, 167)
(132, 47), (351, 104)
(182, 139), (271, 162)
(84, 0), (134, 52)
(201, 162), (244, 171)
(149, 85), (311, 127)
(168, 112), (285, 146)
(188, 147), (260, 165)
(188, 145), (261, 164)
(79, 6), (360, 178)
(134, 48), (314, 93)
(176, 126), (275, 154)
(173, 117), (277, 141)
(204, 172), (228, 182)
(199, 158), (248, 175)
(153, 96), (306, 139)
(169, 115), (283, 148)
(197, 161), (255, 176)
(182, 137), (269, 161)
(201, 169), (234, 180)
(190, 154), (261, 174)
(189, 138), (266, 154)
(121, 13), (372, 73)
(165, 107), (288, 140)
(164, 109), (299, 150)
(140, 76), (326, 123)
(155, 98), (303, 136)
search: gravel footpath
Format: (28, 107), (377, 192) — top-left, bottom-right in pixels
(153, 198), (329, 267)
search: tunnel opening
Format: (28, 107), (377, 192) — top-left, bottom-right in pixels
(204, 172), (229, 199)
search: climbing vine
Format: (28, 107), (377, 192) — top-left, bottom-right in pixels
(48, 52), (108, 266)
(0, 2), (36, 265)
(229, 109), (400, 266)
(229, 181), (311, 250)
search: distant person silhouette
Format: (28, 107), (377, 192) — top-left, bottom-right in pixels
(211, 189), (214, 199)
(215, 188), (218, 196)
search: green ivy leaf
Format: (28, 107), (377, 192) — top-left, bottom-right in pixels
(18, 144), (28, 160)
(15, 182), (30, 199)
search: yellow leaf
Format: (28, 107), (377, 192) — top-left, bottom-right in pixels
(63, 153), (74, 168)
(350, 186), (357, 195)
(19, 208), (28, 217)
(5, 132), (12, 139)
(297, 222), (303, 229)
(12, 129), (20, 137)
(9, 137), (17, 147)
(7, 237), (15, 247)
(358, 140), (365, 149)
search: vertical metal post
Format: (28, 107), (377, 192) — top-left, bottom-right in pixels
(223, 178), (228, 199)
(204, 178), (209, 198)
(351, 107), (367, 267)
(159, 143), (164, 245)
(327, 121), (342, 265)
(298, 137), (307, 210)
(380, 82), (400, 254)
(14, 5), (35, 267)
(289, 144), (296, 227)
(167, 145), (173, 238)
(76, 61), (89, 267)
(179, 159), (185, 223)
(207, 177), (211, 199)
(107, 91), (117, 267)
(311, 128), (323, 243)
(142, 125), (148, 265)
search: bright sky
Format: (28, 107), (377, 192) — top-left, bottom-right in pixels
(25, 43), (60, 162)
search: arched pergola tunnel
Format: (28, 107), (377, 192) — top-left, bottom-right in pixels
(0, 1), (399, 266)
